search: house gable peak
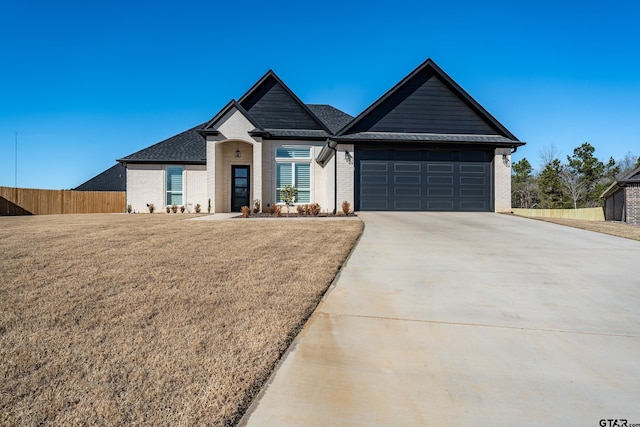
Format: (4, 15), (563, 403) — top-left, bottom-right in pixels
(237, 70), (331, 132)
(337, 58), (519, 141)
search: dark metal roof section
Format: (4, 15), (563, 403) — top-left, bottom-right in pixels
(337, 58), (523, 146)
(238, 70), (332, 133)
(307, 104), (354, 134)
(118, 123), (207, 164)
(74, 163), (126, 191)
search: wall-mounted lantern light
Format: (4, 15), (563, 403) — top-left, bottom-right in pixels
(344, 150), (353, 164)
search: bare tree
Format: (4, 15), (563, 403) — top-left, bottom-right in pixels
(538, 144), (561, 169)
(513, 180), (539, 208)
(560, 166), (586, 209)
(618, 151), (639, 178)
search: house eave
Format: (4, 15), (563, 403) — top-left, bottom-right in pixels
(197, 129), (220, 137)
(117, 159), (207, 165)
(248, 130), (271, 138)
(333, 136), (524, 148)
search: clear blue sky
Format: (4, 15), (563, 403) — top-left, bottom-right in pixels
(1, 0), (639, 189)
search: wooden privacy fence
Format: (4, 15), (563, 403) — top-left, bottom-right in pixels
(0, 186), (126, 215)
(511, 207), (605, 222)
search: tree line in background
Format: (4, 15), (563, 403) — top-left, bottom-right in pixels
(512, 142), (640, 209)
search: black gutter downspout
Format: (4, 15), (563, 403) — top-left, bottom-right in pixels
(331, 142), (337, 215)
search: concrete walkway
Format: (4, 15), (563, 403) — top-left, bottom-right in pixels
(189, 213), (238, 220)
(240, 212), (640, 426)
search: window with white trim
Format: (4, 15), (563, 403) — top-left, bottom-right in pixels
(276, 146), (311, 203)
(166, 166), (183, 205)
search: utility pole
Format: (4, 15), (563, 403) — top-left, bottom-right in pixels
(15, 131), (18, 188)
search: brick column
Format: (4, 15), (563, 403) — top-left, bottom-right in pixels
(206, 136), (216, 213)
(336, 144), (355, 211)
(494, 148), (512, 212)
(626, 183), (640, 225)
(252, 138), (262, 209)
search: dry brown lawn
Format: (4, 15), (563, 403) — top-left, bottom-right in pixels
(0, 214), (363, 426)
(516, 216), (640, 241)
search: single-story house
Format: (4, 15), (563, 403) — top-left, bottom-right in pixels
(601, 165), (640, 224)
(117, 58), (525, 213)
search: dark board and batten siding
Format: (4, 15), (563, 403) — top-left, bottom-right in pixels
(356, 149), (493, 211)
(347, 72), (499, 135)
(240, 76), (323, 130)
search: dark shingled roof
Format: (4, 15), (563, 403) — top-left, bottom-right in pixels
(118, 103), (353, 165)
(307, 104), (354, 134)
(75, 163), (126, 191)
(600, 165), (640, 198)
(622, 166), (640, 182)
(118, 124), (206, 164)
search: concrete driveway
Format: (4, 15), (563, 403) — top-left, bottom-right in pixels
(240, 212), (640, 426)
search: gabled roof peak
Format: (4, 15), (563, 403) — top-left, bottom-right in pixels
(199, 99), (264, 135)
(237, 70), (332, 133)
(337, 58), (520, 141)
(622, 165), (640, 180)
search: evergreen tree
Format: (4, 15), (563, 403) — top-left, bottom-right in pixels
(566, 142), (617, 206)
(511, 158), (538, 208)
(512, 158), (532, 184)
(538, 159), (565, 208)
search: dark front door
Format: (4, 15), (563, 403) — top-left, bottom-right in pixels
(231, 165), (250, 212)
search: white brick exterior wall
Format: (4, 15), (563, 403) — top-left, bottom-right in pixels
(206, 107), (260, 213)
(128, 144), (512, 214)
(337, 144), (355, 212)
(126, 164), (206, 213)
(184, 165), (207, 213)
(126, 164), (164, 213)
(262, 140), (328, 211)
(494, 148), (512, 212)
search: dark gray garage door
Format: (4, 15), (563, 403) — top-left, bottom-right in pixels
(356, 150), (493, 211)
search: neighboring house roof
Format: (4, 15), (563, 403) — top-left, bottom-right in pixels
(75, 163), (126, 191)
(336, 58), (523, 147)
(620, 166), (640, 183)
(601, 165), (640, 198)
(117, 123), (207, 164)
(307, 104), (354, 134)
